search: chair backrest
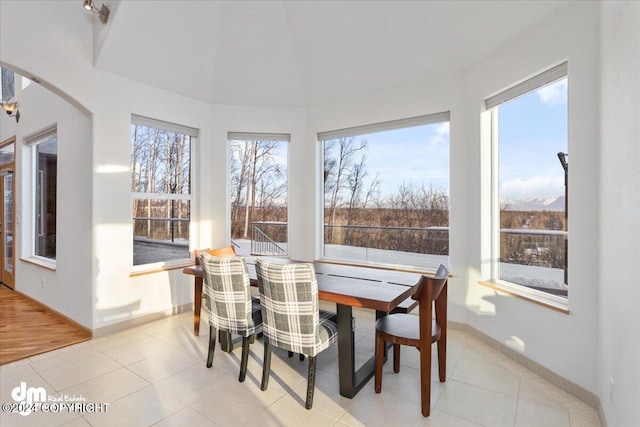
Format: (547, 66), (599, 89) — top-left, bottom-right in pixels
(413, 264), (448, 344)
(199, 253), (256, 337)
(412, 264), (448, 303)
(195, 245), (237, 265)
(255, 260), (321, 355)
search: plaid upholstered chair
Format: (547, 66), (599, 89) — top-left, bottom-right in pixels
(255, 260), (338, 409)
(199, 253), (262, 382)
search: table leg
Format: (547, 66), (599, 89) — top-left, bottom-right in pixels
(337, 304), (356, 397)
(193, 276), (203, 336)
(337, 305), (390, 398)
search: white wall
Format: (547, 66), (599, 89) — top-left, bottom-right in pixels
(17, 84), (93, 327)
(466, 2), (601, 392)
(0, 67), (93, 327)
(599, 2), (640, 425)
(3, 2), (639, 422)
(0, 0), (309, 330)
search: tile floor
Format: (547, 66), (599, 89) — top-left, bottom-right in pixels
(0, 308), (602, 427)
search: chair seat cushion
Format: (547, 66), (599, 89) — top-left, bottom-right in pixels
(375, 314), (441, 345)
(319, 309), (337, 324)
(316, 316), (338, 354)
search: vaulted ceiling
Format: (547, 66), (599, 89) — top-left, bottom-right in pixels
(95, 1), (571, 107)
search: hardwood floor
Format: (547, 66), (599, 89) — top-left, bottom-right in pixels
(0, 285), (91, 365)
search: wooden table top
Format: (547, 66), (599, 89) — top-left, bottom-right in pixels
(183, 259), (422, 313)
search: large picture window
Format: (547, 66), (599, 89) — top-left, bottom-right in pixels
(319, 113), (450, 270)
(131, 116), (195, 266)
(229, 133), (288, 257)
(31, 130), (57, 260)
(487, 62), (569, 302)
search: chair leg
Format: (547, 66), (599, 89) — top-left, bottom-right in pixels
(239, 336), (250, 382)
(437, 337), (446, 382)
(305, 356), (317, 409)
(206, 325), (217, 368)
(375, 332), (384, 393)
(288, 350), (305, 361)
(261, 341), (272, 391)
(419, 343), (433, 417)
(393, 344), (401, 373)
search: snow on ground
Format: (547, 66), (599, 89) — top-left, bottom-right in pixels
(134, 238), (565, 293)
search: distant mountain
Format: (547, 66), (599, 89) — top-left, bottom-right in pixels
(502, 195), (565, 211)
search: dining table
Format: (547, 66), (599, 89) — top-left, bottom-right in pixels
(182, 259), (423, 398)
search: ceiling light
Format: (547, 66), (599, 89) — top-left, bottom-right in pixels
(1, 101), (20, 123)
(82, 0), (110, 24)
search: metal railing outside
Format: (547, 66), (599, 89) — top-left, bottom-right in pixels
(324, 224), (449, 256)
(251, 221), (286, 255)
(133, 217), (189, 244)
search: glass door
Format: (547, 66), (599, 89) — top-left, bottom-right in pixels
(0, 137), (15, 288)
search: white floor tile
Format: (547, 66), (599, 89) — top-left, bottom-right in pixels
(82, 385), (184, 427)
(127, 348), (199, 383)
(435, 379), (518, 427)
(0, 311), (603, 427)
(515, 399), (571, 427)
(59, 367), (150, 404)
(39, 353), (122, 391)
(152, 407), (215, 427)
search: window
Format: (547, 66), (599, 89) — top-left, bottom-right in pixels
(131, 115), (196, 266)
(319, 113), (450, 270)
(30, 130), (57, 260)
(228, 132), (289, 257)
(487, 63), (568, 302)
(1, 67), (15, 101)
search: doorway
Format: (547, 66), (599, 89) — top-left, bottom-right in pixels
(0, 137), (15, 289)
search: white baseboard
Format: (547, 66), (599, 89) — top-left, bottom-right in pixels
(92, 303), (192, 338)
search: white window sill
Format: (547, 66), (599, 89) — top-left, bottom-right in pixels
(130, 258), (193, 277)
(478, 279), (569, 314)
(20, 257), (56, 271)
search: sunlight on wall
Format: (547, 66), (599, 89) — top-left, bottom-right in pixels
(95, 164), (129, 174)
(506, 335), (525, 353)
(465, 265), (498, 315)
(197, 219), (212, 249)
(94, 222), (183, 328)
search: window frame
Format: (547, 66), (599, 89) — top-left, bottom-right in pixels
(130, 115), (197, 271)
(485, 62), (569, 312)
(26, 126), (58, 267)
(317, 112), (451, 271)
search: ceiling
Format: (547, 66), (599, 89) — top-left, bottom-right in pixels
(95, 0), (571, 107)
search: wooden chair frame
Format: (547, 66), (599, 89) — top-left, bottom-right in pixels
(374, 265), (448, 417)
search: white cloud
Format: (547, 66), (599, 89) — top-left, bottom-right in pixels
(501, 175), (564, 200)
(428, 122), (450, 145)
(536, 79), (567, 106)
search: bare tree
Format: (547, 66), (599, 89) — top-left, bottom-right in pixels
(324, 137), (367, 241)
(228, 140), (286, 239)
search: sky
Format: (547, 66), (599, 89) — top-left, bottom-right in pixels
(499, 78), (568, 200)
(351, 122), (450, 199)
(231, 77), (568, 205)
(326, 77), (567, 202)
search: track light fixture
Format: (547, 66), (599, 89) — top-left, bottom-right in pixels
(83, 0), (110, 24)
(1, 101), (20, 123)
